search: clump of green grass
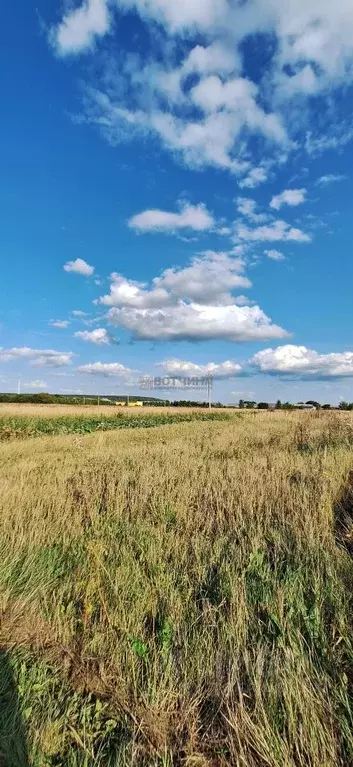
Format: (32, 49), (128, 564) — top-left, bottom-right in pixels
(0, 412), (352, 765)
(0, 648), (135, 767)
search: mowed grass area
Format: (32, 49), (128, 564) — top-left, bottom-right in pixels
(0, 411), (352, 766)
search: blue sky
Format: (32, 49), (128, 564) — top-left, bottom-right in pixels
(1, 0), (353, 403)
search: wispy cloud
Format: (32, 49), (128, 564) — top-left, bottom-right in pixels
(72, 310), (88, 318)
(78, 361), (135, 377)
(236, 197), (268, 223)
(50, 0), (353, 178)
(24, 379), (48, 389)
(0, 347), (74, 367)
(49, 320), (70, 328)
(316, 174), (347, 186)
(264, 249), (285, 261)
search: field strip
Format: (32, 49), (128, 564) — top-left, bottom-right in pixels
(0, 411), (231, 441)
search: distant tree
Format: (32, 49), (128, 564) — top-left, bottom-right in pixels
(339, 401), (350, 410)
(322, 404), (331, 410)
(257, 402), (269, 409)
(243, 401), (257, 409)
(282, 402), (294, 410)
(35, 392), (52, 404)
(306, 400), (321, 409)
(239, 399), (245, 409)
(275, 399), (282, 409)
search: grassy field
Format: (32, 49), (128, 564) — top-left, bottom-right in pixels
(0, 410), (352, 766)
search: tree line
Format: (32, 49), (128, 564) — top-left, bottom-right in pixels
(0, 393), (352, 409)
(238, 399), (351, 410)
(0, 393), (223, 407)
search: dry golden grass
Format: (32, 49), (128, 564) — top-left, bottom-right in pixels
(0, 410), (352, 766)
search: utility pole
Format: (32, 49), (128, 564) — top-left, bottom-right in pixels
(17, 377), (21, 396)
(207, 375), (212, 410)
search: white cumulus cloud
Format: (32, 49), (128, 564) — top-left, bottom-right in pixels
(98, 274), (171, 310)
(54, 0), (110, 55)
(183, 42), (240, 77)
(158, 359), (242, 379)
(64, 258), (95, 276)
(155, 251), (251, 304)
(251, 345), (353, 379)
(99, 249), (287, 342)
(74, 328), (117, 344)
(108, 302), (288, 343)
(270, 189), (307, 210)
(119, 0), (228, 33)
(99, 251), (251, 309)
(236, 219), (310, 243)
(190, 76), (285, 142)
(128, 202), (214, 233)
(238, 167), (268, 189)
